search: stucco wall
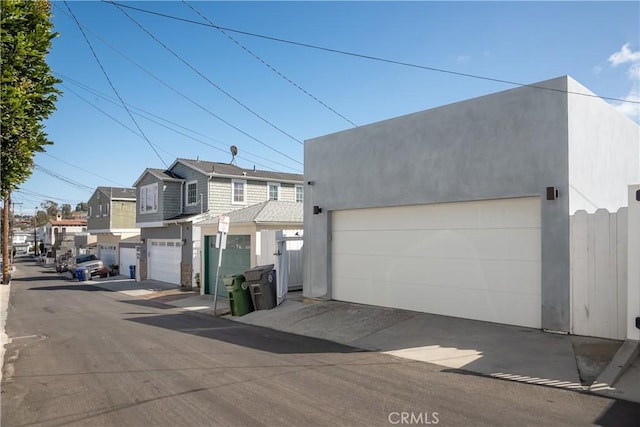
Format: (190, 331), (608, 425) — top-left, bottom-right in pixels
(304, 76), (573, 331)
(567, 78), (640, 213)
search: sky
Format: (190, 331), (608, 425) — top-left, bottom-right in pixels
(13, 0), (640, 216)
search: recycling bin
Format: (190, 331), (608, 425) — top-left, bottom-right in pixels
(76, 267), (85, 281)
(244, 264), (277, 310)
(223, 274), (254, 316)
(129, 265), (136, 279)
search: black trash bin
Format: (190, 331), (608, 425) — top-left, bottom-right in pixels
(244, 264), (276, 310)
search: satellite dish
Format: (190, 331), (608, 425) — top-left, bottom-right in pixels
(230, 145), (238, 165)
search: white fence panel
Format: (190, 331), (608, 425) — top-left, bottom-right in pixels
(571, 208), (627, 340)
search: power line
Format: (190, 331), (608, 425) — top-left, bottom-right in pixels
(108, 0), (305, 146)
(55, 73), (300, 174)
(62, 0), (169, 168)
(53, 4), (303, 167)
(34, 164), (95, 192)
(107, 0), (640, 106)
(41, 152), (129, 187)
(181, 0), (357, 127)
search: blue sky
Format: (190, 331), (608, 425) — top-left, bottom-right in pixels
(14, 1), (640, 215)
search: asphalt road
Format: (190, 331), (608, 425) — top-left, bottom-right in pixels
(2, 258), (639, 427)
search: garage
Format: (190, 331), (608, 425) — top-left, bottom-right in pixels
(119, 247), (137, 273)
(148, 239), (181, 285)
(331, 197), (542, 328)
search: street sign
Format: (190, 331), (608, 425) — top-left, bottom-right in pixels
(218, 215), (230, 233)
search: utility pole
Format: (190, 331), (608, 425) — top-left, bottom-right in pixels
(2, 191), (11, 285)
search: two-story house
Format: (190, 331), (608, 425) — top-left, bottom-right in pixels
(43, 214), (87, 262)
(87, 187), (140, 269)
(133, 158), (304, 287)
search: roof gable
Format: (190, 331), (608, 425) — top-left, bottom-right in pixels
(173, 158), (303, 183)
(132, 168), (184, 187)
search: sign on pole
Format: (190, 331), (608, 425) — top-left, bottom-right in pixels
(218, 215), (230, 233)
(212, 215), (230, 316)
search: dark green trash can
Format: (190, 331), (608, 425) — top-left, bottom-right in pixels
(223, 274), (254, 316)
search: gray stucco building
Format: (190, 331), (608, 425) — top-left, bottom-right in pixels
(303, 76), (639, 332)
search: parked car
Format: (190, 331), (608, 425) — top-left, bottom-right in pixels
(69, 254), (108, 279)
(55, 255), (71, 273)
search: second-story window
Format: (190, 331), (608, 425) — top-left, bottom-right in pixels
(186, 181), (197, 206)
(99, 205), (102, 217)
(140, 183), (159, 214)
(232, 180), (246, 204)
(268, 182), (280, 201)
(88, 206), (92, 217)
(104, 204), (109, 216)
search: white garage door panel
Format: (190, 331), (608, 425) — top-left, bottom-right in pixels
(333, 254), (540, 295)
(148, 240), (181, 285)
(331, 197), (541, 328)
(332, 228), (540, 261)
(333, 197), (541, 231)
(119, 247), (137, 271)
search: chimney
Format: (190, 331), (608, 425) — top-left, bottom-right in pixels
(56, 212), (62, 221)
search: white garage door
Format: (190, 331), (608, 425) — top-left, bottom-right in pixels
(98, 244), (117, 267)
(331, 197), (541, 328)
(119, 247), (137, 273)
(148, 239), (181, 285)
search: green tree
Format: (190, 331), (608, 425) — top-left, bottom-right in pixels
(75, 202), (88, 212)
(61, 203), (71, 218)
(40, 200), (58, 219)
(1, 0), (61, 283)
(35, 210), (48, 226)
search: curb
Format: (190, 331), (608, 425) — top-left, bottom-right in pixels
(590, 340), (639, 395)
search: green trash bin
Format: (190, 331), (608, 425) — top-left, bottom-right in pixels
(223, 274), (254, 316)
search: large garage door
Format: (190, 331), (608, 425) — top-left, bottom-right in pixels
(148, 239), (181, 285)
(331, 197), (541, 328)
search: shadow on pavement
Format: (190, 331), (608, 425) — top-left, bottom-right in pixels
(594, 399), (640, 426)
(27, 284), (114, 292)
(118, 299), (175, 310)
(126, 312), (366, 355)
(12, 275), (66, 282)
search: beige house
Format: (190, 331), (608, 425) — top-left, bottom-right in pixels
(87, 187), (140, 268)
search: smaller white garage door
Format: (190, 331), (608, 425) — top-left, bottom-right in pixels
(148, 239), (181, 285)
(98, 244), (117, 267)
(119, 247), (137, 272)
(332, 197), (541, 328)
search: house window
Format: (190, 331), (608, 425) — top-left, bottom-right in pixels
(186, 180), (198, 206)
(99, 205), (102, 217)
(104, 204), (109, 216)
(140, 182), (159, 214)
(232, 180), (246, 204)
(88, 206), (92, 217)
(295, 185), (303, 203)
(267, 182), (280, 201)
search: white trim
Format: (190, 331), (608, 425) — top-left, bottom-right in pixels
(231, 179), (247, 205)
(185, 180), (198, 206)
(136, 221), (165, 228)
(213, 172), (302, 185)
(267, 182), (281, 201)
(88, 228), (141, 234)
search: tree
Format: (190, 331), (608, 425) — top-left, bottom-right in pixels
(61, 203), (71, 218)
(40, 200), (59, 219)
(1, 0), (61, 284)
(75, 202), (88, 212)
(35, 210), (48, 227)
